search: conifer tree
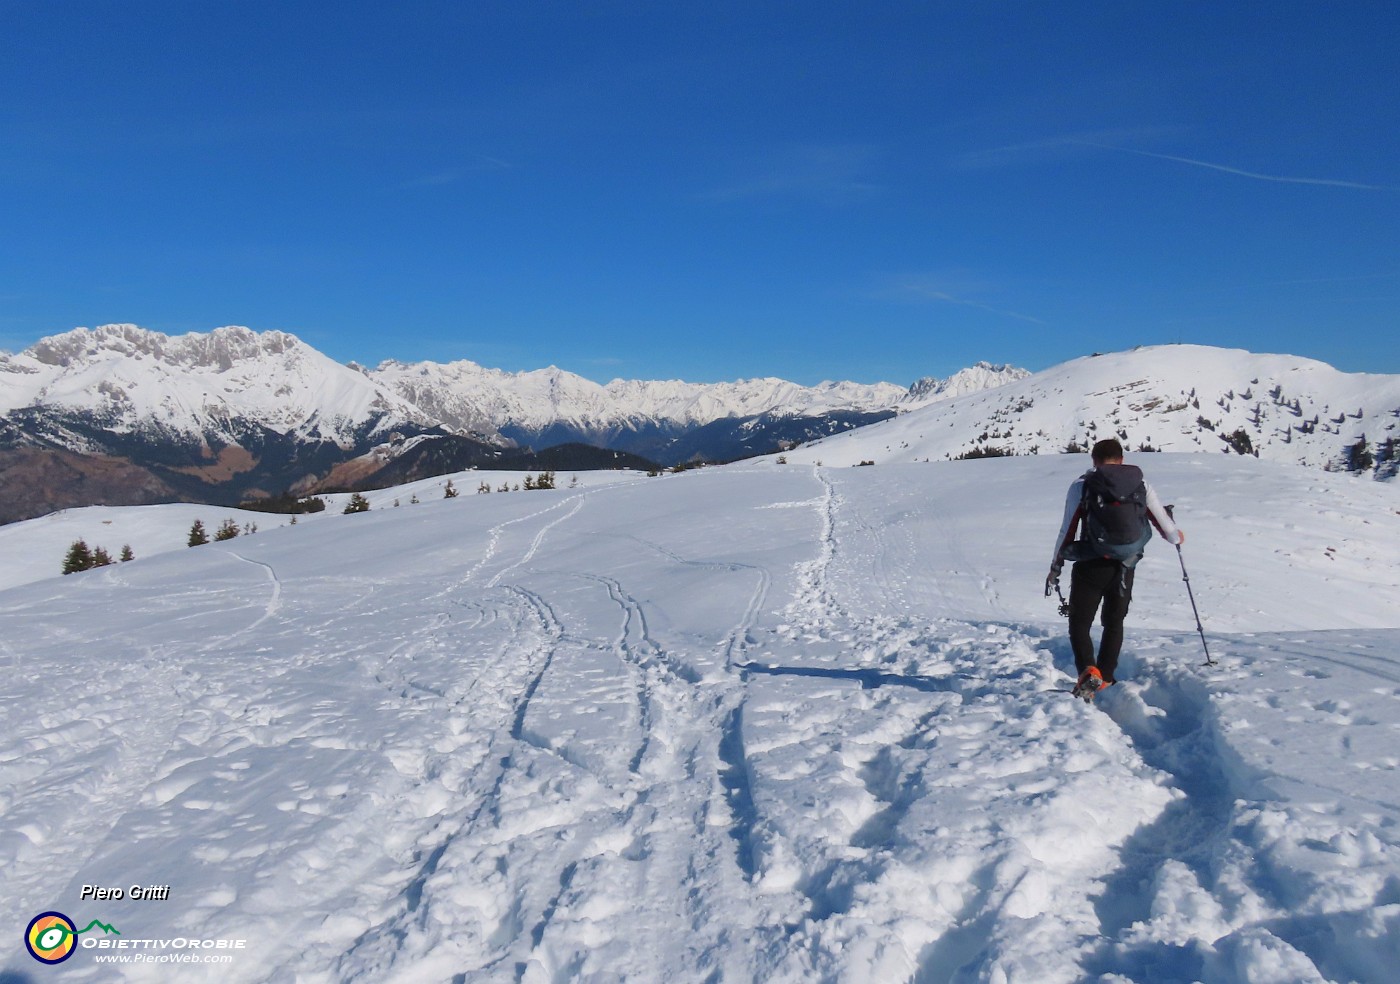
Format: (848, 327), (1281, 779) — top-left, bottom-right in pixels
(120, 545), (135, 562)
(215, 518), (241, 541)
(63, 539), (94, 575)
(344, 492), (371, 514)
(522, 474), (536, 491)
(188, 519), (209, 546)
(444, 479), (459, 498)
(91, 546), (114, 567)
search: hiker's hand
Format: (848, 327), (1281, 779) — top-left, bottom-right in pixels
(1176, 529), (1186, 545)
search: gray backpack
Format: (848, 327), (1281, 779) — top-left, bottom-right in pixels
(1064, 464), (1152, 567)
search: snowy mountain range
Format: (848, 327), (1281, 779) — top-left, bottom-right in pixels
(0, 325), (1023, 522)
(3, 326), (1396, 527)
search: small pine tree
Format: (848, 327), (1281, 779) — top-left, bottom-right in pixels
(444, 480), (459, 499)
(1223, 428), (1255, 456)
(1348, 436), (1374, 473)
(522, 474), (536, 491)
(91, 546), (114, 567)
(63, 539), (94, 575)
(569, 475), (579, 488)
(215, 518), (241, 541)
(410, 494), (420, 504)
(537, 471), (556, 490)
(498, 482), (509, 493)
(289, 515), (298, 525)
(120, 544), (134, 562)
(478, 481), (491, 494)
(344, 492), (371, 514)
(188, 519), (209, 546)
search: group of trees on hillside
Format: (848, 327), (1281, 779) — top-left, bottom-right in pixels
(474, 472), (559, 493)
(62, 541), (133, 574)
(187, 518), (259, 545)
(60, 471), (581, 574)
(345, 473), (567, 509)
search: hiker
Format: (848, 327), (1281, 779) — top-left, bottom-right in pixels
(1046, 438), (1184, 699)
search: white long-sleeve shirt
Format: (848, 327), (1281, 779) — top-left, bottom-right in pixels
(1052, 467), (1182, 568)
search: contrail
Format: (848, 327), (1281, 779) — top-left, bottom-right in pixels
(1076, 141), (1397, 191)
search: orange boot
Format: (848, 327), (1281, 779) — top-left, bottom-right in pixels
(1073, 666), (1103, 702)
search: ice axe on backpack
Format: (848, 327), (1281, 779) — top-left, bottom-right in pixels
(1165, 504), (1216, 667)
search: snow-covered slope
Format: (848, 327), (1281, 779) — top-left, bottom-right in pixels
(3, 454), (1398, 982)
(0, 324), (430, 447)
(0, 469), (639, 594)
(788, 344), (1400, 477)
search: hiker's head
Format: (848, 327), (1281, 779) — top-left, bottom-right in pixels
(1091, 438), (1125, 465)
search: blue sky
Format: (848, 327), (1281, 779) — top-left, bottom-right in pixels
(3, 1), (1397, 384)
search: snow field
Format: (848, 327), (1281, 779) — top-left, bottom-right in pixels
(2, 455), (1399, 982)
(0, 469), (640, 594)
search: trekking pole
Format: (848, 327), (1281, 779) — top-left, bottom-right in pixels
(1166, 505), (1215, 666)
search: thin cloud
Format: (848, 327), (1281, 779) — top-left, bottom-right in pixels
(706, 144), (882, 204)
(400, 170), (463, 189)
(890, 276), (1048, 327)
(1073, 141), (1398, 191)
(398, 155), (512, 189)
(1271, 270), (1400, 287)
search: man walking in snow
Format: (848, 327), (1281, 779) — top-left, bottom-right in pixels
(1047, 439), (1184, 700)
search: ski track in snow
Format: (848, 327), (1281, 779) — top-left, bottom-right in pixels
(2, 459), (1399, 982)
(227, 551), (283, 634)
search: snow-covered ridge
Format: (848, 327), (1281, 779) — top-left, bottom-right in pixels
(367, 358), (912, 434)
(789, 344), (1400, 477)
(2, 325), (1015, 450)
(1, 324), (429, 444)
(905, 361), (1031, 405)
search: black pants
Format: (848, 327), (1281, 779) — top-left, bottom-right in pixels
(1068, 559), (1134, 681)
